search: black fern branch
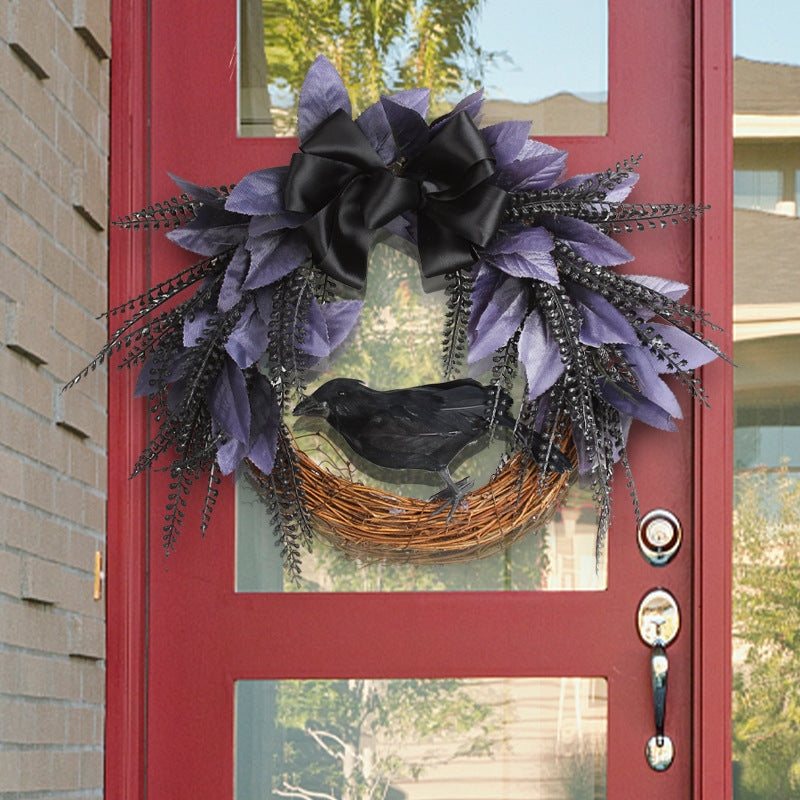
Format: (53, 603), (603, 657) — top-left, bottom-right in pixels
(441, 269), (474, 379)
(113, 185), (235, 230)
(267, 264), (316, 407)
(99, 252), (229, 319)
(63, 257), (230, 392)
(601, 203), (710, 233)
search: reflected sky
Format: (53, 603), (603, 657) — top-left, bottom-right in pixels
(735, 0), (800, 63)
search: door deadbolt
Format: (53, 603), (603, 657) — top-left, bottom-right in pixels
(638, 509), (682, 566)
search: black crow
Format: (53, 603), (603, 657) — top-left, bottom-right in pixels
(293, 378), (572, 521)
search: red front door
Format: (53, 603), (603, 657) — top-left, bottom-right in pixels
(107, 2), (732, 797)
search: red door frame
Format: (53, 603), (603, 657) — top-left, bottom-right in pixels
(106, 2), (732, 798)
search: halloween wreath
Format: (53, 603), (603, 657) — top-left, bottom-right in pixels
(67, 56), (725, 577)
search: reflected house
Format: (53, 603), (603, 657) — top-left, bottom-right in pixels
(732, 58), (800, 472)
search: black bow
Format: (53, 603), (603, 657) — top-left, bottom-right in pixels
(284, 109), (418, 290)
(284, 109), (509, 290)
(404, 112), (509, 278)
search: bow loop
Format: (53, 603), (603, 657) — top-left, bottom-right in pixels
(284, 109), (417, 290)
(406, 112), (509, 279)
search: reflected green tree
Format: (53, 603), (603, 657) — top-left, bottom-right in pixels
(261, 0), (505, 129)
(732, 464), (800, 799)
(273, 678), (496, 800)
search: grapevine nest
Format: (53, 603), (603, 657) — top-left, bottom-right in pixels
(250, 430), (577, 564)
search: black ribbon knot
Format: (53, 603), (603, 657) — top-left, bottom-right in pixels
(284, 108), (509, 290)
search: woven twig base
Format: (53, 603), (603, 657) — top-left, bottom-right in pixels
(259, 433), (577, 564)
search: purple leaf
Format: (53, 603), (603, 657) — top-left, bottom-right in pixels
(183, 305), (214, 348)
(297, 55), (352, 143)
(646, 323), (719, 372)
(380, 97), (430, 158)
(432, 89), (484, 129)
(355, 101), (398, 164)
(599, 380), (678, 432)
(570, 284), (638, 347)
(495, 140), (567, 191)
(518, 309), (565, 399)
(216, 436), (247, 476)
(225, 301), (270, 368)
(168, 173), (225, 205)
(622, 346), (682, 418)
(479, 120), (532, 167)
(468, 276), (528, 362)
(249, 210), (308, 236)
(321, 300), (363, 351)
(483, 226), (557, 282)
(468, 265), (503, 340)
(604, 171), (639, 202)
(167, 206), (249, 256)
(548, 215), (633, 266)
(246, 375), (280, 475)
(254, 285), (274, 325)
(298, 296), (330, 358)
(243, 230), (309, 290)
(207, 356), (251, 443)
(628, 274), (689, 301)
(389, 87), (430, 116)
(218, 245), (250, 312)
(225, 167), (289, 215)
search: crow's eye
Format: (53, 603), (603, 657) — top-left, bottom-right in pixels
(338, 391), (346, 397)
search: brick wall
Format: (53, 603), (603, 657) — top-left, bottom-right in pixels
(1, 0), (109, 796)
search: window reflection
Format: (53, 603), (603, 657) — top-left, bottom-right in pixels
(731, 41), (800, 798)
(236, 678), (607, 800)
(238, 0), (607, 137)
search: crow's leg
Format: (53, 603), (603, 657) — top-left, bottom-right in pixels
(428, 468), (474, 524)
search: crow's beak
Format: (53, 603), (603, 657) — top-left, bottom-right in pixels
(293, 395), (328, 418)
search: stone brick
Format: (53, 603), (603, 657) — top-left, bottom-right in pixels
(67, 705), (96, 746)
(0, 548), (22, 597)
(1, 697), (68, 746)
(0, 401), (41, 462)
(56, 107), (85, 168)
(9, 0), (56, 80)
(55, 386), (103, 442)
(67, 614), (104, 659)
(22, 66), (57, 141)
(22, 169), (57, 233)
(18, 652), (56, 697)
(4, 204), (40, 272)
(1, 147), (26, 209)
(19, 748), (57, 791)
(3, 99), (39, 166)
(58, 567), (100, 618)
(0, 750), (23, 792)
(73, 0), (110, 60)
(52, 476), (85, 526)
(51, 750), (82, 791)
(6, 274), (56, 366)
(78, 659), (104, 704)
(81, 489), (106, 531)
(53, 657), (83, 700)
(21, 555), (62, 604)
(79, 749), (104, 789)
(23, 460), (56, 513)
(0, 447), (24, 501)
(37, 515), (72, 563)
(0, 500), (38, 550)
(3, 598), (68, 652)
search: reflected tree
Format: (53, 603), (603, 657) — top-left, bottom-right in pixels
(273, 678), (496, 800)
(732, 464), (800, 799)
(260, 0), (505, 129)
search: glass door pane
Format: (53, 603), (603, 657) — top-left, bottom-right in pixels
(238, 0), (608, 137)
(732, 4), (800, 795)
(236, 677), (607, 800)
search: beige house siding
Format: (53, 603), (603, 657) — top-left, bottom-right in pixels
(1, 0), (109, 795)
